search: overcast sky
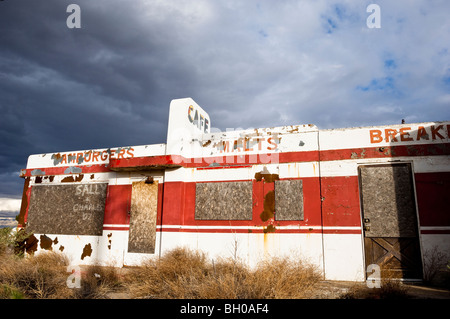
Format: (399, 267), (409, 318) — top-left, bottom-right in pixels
(1, 0), (449, 209)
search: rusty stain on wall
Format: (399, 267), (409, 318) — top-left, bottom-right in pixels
(40, 234), (53, 250)
(81, 243), (92, 260)
(254, 167), (279, 183)
(202, 140), (211, 147)
(260, 190), (275, 222)
(263, 224), (276, 233)
(107, 233), (112, 250)
(61, 174), (84, 183)
(25, 234), (38, 255)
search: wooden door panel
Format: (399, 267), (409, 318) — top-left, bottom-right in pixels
(360, 164), (422, 279)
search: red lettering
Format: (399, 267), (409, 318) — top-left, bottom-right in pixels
(101, 150), (108, 161)
(92, 152), (100, 162)
(431, 125), (444, 140)
(61, 154), (67, 164)
(416, 126), (429, 140)
(126, 148), (134, 157)
(399, 127), (413, 142)
(244, 138), (251, 151)
(222, 141), (230, 153)
(369, 130), (382, 143)
(84, 151), (92, 162)
(384, 129), (398, 142)
(117, 149), (125, 159)
(76, 152), (83, 163)
(257, 138), (265, 151)
(267, 137), (278, 150)
(233, 140), (241, 152)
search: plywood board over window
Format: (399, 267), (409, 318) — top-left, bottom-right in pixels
(195, 181), (253, 220)
(274, 179), (304, 220)
(128, 180), (159, 254)
(27, 183), (108, 236)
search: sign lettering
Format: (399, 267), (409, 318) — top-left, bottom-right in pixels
(370, 125), (450, 143)
(188, 105), (209, 133)
(51, 147), (134, 166)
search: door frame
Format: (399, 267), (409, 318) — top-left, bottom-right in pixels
(357, 160), (424, 281)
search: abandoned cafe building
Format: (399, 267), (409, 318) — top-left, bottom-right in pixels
(18, 98), (449, 281)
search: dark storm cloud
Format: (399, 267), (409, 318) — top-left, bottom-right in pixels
(0, 0), (188, 197)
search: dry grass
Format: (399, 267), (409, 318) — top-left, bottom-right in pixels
(2, 242), (433, 299)
(124, 247), (322, 299)
(339, 279), (410, 299)
(72, 264), (124, 299)
(0, 251), (73, 299)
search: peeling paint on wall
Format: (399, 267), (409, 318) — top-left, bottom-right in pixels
(81, 243), (92, 260)
(25, 234), (38, 255)
(107, 233), (112, 250)
(61, 174), (84, 183)
(40, 234), (53, 250)
(64, 166), (83, 174)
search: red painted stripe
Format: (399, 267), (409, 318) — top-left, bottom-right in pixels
(156, 227), (360, 234)
(320, 143), (450, 161)
(20, 165), (111, 177)
(103, 226), (129, 231)
(22, 142), (449, 174)
(109, 155), (184, 169)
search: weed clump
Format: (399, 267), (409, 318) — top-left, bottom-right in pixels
(125, 247), (322, 299)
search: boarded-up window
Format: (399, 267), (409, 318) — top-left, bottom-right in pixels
(27, 183), (108, 236)
(274, 179), (304, 220)
(128, 181), (159, 254)
(195, 181), (252, 220)
(359, 164), (418, 237)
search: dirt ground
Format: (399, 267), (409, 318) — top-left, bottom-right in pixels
(106, 280), (450, 299)
(309, 280), (450, 299)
